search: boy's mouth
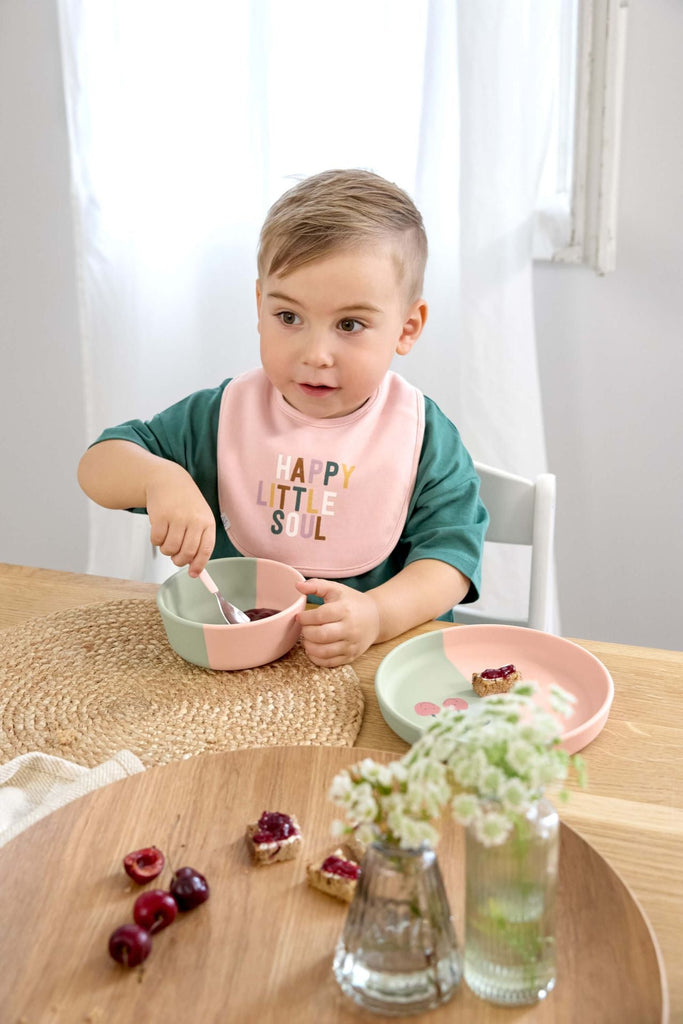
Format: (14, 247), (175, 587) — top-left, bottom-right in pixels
(297, 382), (337, 397)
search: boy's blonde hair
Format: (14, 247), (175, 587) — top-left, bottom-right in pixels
(257, 169), (428, 303)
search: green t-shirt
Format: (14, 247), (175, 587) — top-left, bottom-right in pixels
(95, 378), (488, 610)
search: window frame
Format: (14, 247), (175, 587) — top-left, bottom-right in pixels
(536, 0), (629, 275)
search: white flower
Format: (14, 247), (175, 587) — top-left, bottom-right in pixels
(329, 770), (354, 804)
(537, 753), (568, 787)
(357, 759), (393, 789)
(506, 740), (536, 776)
(356, 822), (379, 847)
(549, 683), (577, 717)
(473, 809), (514, 847)
(451, 792), (479, 825)
(349, 781), (378, 823)
(511, 680), (538, 699)
(450, 753), (483, 790)
(518, 722), (540, 743)
(531, 711), (563, 744)
(425, 730), (458, 763)
(410, 734), (435, 760)
(478, 763), (507, 799)
(406, 774), (449, 819)
(397, 816), (439, 850)
(469, 747), (490, 776)
(389, 761), (409, 785)
(499, 776), (531, 812)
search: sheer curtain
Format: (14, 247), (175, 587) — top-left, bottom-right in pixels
(59, 0), (561, 626)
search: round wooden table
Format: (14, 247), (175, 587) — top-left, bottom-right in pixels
(0, 746), (666, 1023)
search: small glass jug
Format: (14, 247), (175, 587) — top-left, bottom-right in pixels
(333, 840), (462, 1016)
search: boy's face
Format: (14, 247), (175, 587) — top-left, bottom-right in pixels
(256, 246), (427, 419)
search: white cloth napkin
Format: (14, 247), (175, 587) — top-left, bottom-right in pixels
(0, 749), (145, 847)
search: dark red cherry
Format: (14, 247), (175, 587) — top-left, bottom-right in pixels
(108, 923), (152, 967)
(133, 889), (178, 934)
(123, 846), (165, 884)
(170, 867), (210, 911)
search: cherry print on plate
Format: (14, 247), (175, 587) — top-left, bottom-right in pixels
(414, 701), (442, 717)
(413, 696), (470, 717)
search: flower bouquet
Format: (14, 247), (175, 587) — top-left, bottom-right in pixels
(330, 681), (584, 849)
(330, 681), (586, 1008)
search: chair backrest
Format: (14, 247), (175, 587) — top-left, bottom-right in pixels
(452, 461), (556, 632)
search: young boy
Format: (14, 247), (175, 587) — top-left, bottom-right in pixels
(78, 169), (488, 667)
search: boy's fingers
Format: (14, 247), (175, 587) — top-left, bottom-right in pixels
(160, 524), (187, 560)
(302, 640), (350, 667)
(149, 519), (170, 548)
(188, 528), (215, 578)
(149, 516), (215, 573)
(300, 618), (343, 645)
(296, 578), (343, 602)
(298, 602), (343, 627)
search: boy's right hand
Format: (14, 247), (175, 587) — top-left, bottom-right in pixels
(145, 462), (215, 577)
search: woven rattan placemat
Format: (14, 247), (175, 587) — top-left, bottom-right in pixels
(0, 600), (364, 768)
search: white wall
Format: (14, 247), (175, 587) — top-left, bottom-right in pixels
(534, 0), (683, 650)
(1, 0), (681, 651)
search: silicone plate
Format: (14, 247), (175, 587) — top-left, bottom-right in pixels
(375, 624), (614, 753)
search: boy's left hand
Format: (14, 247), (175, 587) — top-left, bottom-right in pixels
(295, 579), (380, 667)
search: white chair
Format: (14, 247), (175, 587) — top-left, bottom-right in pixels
(451, 461), (557, 632)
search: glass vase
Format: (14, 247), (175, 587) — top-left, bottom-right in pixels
(464, 796), (559, 1005)
(333, 841), (462, 1016)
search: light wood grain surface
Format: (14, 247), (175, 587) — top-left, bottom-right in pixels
(1, 562), (680, 1021)
(0, 746), (666, 1023)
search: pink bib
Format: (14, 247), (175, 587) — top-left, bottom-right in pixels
(216, 369), (425, 577)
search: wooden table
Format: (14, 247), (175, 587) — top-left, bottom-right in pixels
(1, 563), (681, 1020)
(0, 746), (666, 1023)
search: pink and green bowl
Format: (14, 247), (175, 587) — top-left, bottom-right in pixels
(156, 557), (306, 670)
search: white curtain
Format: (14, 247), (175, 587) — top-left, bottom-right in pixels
(59, 0), (561, 626)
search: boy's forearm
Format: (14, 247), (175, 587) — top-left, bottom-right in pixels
(77, 439), (176, 509)
(370, 559), (470, 643)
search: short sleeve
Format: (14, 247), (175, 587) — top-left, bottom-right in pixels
(90, 381), (229, 516)
(400, 398), (489, 603)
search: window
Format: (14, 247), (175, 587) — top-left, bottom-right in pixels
(534, 0), (629, 274)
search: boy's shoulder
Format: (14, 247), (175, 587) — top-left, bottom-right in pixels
(414, 392), (479, 481)
(421, 392), (462, 439)
(164, 378), (235, 414)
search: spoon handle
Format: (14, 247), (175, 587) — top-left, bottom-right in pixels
(198, 569), (250, 624)
(198, 569), (220, 595)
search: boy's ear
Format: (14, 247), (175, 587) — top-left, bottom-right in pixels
(396, 299), (428, 356)
(255, 279), (262, 315)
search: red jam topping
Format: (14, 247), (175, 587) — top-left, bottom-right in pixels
(252, 811), (297, 844)
(321, 855), (361, 880)
(479, 664), (517, 680)
(245, 608), (280, 621)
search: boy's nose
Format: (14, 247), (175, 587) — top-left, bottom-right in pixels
(301, 331), (334, 367)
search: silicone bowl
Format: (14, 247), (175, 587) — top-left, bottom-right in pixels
(157, 557), (306, 670)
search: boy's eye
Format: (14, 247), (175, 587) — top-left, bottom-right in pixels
(277, 311), (300, 326)
(338, 318), (363, 334)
